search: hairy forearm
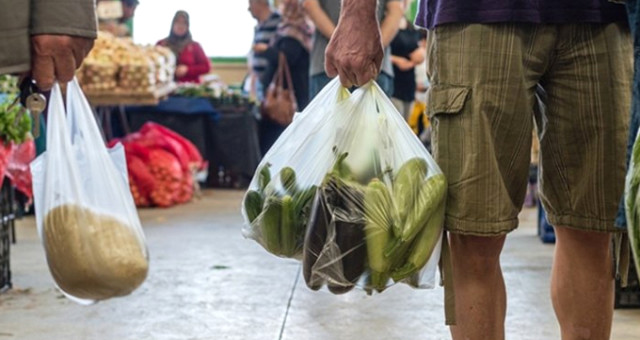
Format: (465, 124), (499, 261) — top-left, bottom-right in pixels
(341, 0), (378, 17)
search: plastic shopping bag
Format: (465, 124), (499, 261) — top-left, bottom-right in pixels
(625, 130), (640, 275)
(30, 79), (149, 304)
(242, 79), (446, 294)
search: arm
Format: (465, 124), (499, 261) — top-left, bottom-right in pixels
(380, 1), (404, 48)
(30, 0), (97, 90)
(409, 46), (425, 65)
(185, 43), (212, 78)
(325, 0), (382, 87)
(302, 0), (336, 40)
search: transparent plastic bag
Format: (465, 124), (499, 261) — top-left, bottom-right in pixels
(30, 79), (149, 304)
(242, 79), (446, 294)
(625, 129), (640, 273)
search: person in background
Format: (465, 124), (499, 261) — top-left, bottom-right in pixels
(390, 0), (425, 120)
(99, 0), (139, 37)
(258, 0), (312, 155)
(157, 11), (211, 84)
(249, 0), (282, 99)
(0, 0), (96, 90)
(303, 0), (404, 99)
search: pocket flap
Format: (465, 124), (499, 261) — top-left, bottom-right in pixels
(427, 85), (471, 117)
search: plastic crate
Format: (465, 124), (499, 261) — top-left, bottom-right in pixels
(0, 179), (15, 293)
(615, 258), (640, 309)
(537, 200), (556, 244)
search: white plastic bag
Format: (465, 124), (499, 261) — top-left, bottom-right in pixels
(31, 79), (149, 304)
(242, 79), (446, 294)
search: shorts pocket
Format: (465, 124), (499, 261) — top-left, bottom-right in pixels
(426, 84), (471, 118)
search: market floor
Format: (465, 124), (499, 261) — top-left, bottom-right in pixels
(1, 190), (638, 340)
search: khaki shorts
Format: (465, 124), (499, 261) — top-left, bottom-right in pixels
(426, 23), (632, 235)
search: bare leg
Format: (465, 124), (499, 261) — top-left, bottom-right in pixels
(551, 226), (614, 340)
(449, 234), (507, 340)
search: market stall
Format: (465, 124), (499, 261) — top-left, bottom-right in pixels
(0, 78), (38, 292)
(77, 32), (177, 138)
(125, 83), (261, 189)
(75, 32), (261, 192)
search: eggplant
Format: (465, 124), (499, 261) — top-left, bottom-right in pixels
(325, 176), (367, 294)
(303, 190), (330, 290)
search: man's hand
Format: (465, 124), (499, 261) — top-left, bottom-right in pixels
(253, 43), (269, 53)
(31, 35), (94, 91)
(325, 0), (382, 88)
(175, 65), (189, 77)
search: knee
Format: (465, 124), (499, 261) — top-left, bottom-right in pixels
(449, 234), (506, 275)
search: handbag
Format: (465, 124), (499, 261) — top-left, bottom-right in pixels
(261, 53), (297, 126)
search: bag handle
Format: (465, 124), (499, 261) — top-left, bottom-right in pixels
(45, 83), (84, 199)
(66, 78), (109, 152)
(279, 53), (297, 106)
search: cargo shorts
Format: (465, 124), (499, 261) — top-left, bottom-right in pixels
(426, 23), (632, 236)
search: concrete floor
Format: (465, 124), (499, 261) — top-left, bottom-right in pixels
(0, 190), (638, 340)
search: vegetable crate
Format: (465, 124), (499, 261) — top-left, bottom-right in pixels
(0, 178), (15, 293)
(615, 258), (640, 309)
(537, 199), (556, 244)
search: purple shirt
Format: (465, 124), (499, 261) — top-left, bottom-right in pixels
(416, 0), (627, 29)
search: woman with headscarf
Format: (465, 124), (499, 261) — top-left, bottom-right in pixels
(258, 0), (312, 155)
(157, 11), (211, 83)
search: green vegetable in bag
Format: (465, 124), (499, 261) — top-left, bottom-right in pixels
(261, 196), (282, 255)
(392, 158), (428, 237)
(280, 195), (298, 257)
(391, 201), (445, 282)
(280, 167), (298, 194)
(244, 190), (264, 223)
(258, 164), (271, 193)
(364, 179), (394, 291)
(400, 174), (447, 243)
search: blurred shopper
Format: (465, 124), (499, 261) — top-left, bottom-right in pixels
(98, 0), (140, 37)
(158, 11), (211, 84)
(390, 0), (424, 120)
(0, 0), (97, 90)
(249, 0), (282, 100)
(302, 0), (404, 99)
(258, 0), (312, 155)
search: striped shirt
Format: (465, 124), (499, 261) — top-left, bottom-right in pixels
(252, 12), (282, 77)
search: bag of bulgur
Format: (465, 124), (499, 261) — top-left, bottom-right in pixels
(31, 79), (149, 304)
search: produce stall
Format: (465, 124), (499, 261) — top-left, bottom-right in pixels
(125, 83), (261, 189)
(0, 77), (38, 293)
(77, 32), (177, 139)
(79, 32), (177, 105)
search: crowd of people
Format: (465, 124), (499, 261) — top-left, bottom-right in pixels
(248, 0), (428, 152)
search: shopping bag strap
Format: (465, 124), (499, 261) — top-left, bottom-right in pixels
(277, 53), (297, 105)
